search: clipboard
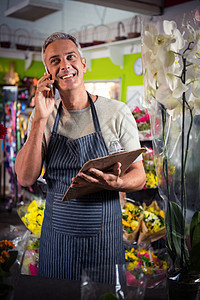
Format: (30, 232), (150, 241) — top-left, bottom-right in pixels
(62, 147), (145, 201)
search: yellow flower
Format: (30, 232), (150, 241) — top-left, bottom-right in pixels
(159, 211), (165, 218)
(146, 171), (158, 188)
(130, 220), (138, 231)
(27, 200), (38, 213)
(20, 199), (45, 236)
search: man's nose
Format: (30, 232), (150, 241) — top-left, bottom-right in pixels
(60, 58), (70, 70)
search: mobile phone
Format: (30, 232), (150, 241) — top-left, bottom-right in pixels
(45, 67), (55, 95)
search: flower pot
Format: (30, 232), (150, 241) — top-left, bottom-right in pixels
(167, 278), (200, 300)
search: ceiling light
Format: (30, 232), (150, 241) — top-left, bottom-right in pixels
(4, 0), (63, 21)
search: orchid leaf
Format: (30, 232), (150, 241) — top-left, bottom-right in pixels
(190, 211), (200, 248)
(189, 241), (200, 272)
(165, 201), (189, 265)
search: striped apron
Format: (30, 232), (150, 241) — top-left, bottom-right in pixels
(38, 93), (125, 283)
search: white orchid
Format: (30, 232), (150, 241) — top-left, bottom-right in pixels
(142, 18), (200, 116)
(186, 63), (200, 85)
(163, 20), (185, 52)
(185, 38), (200, 64)
(155, 81), (187, 110)
(142, 11), (200, 281)
(188, 93), (200, 115)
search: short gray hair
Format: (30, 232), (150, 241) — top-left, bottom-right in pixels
(42, 32), (83, 65)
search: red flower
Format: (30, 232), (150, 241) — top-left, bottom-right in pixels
(0, 124), (7, 139)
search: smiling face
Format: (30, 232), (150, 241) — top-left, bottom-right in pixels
(44, 39), (86, 92)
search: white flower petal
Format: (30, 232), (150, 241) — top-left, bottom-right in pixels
(155, 85), (180, 110)
(172, 80), (188, 98)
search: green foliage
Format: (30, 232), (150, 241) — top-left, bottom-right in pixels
(190, 211), (200, 249)
(189, 211), (200, 272)
(165, 201), (200, 273)
(165, 201), (189, 266)
(98, 293), (118, 300)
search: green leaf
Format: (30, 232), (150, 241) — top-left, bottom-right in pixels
(165, 201), (189, 265)
(190, 222), (200, 250)
(189, 242), (200, 272)
(98, 293), (118, 300)
(190, 211), (200, 248)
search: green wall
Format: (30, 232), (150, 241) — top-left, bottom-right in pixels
(0, 53), (143, 103)
(0, 57), (45, 84)
(83, 53), (143, 102)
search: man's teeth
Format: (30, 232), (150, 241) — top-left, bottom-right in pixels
(62, 74), (73, 79)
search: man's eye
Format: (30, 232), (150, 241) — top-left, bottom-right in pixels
(68, 54), (76, 60)
(51, 58), (59, 64)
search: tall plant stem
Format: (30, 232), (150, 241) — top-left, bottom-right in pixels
(180, 57), (193, 271)
(161, 104), (176, 266)
(181, 83), (185, 270)
(161, 105), (169, 198)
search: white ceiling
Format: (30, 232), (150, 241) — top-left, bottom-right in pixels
(0, 0), (197, 48)
(0, 0), (138, 37)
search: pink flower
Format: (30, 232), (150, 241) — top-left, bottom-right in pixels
(126, 271), (137, 286)
(136, 113), (150, 123)
(144, 253), (150, 259)
(133, 106), (141, 113)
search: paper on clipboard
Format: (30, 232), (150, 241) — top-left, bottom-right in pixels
(62, 147), (145, 201)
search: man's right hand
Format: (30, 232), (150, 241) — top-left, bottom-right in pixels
(34, 72), (55, 120)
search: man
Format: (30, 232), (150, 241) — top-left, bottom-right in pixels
(15, 33), (146, 282)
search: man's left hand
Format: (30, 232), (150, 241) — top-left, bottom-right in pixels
(70, 162), (122, 191)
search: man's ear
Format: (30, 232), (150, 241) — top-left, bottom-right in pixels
(82, 58), (87, 73)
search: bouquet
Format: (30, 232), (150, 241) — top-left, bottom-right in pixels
(142, 148), (158, 189)
(138, 201), (166, 245)
(125, 247), (167, 288)
(18, 198), (45, 236)
(122, 200), (165, 245)
(21, 237), (39, 276)
(122, 202), (144, 243)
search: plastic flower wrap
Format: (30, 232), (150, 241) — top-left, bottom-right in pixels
(21, 237), (39, 276)
(17, 198), (45, 236)
(142, 148), (158, 189)
(125, 247), (167, 288)
(122, 200), (165, 245)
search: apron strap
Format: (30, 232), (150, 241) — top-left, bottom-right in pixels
(52, 101), (62, 134)
(87, 91), (102, 133)
(52, 92), (102, 134)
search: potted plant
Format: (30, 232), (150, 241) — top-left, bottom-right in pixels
(141, 6), (200, 300)
(0, 240), (18, 296)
